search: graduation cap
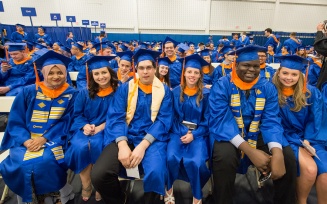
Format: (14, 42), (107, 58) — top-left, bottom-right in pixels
(119, 44), (128, 52)
(199, 49), (211, 57)
(305, 45), (311, 51)
(276, 55), (310, 71)
(6, 43), (26, 52)
(267, 44), (275, 48)
(38, 26), (46, 32)
(33, 49), (72, 70)
(163, 36), (178, 48)
(133, 49), (161, 64)
(282, 45), (290, 52)
(183, 54), (209, 70)
(72, 42), (84, 50)
(26, 41), (36, 50)
(220, 45), (234, 55)
(177, 43), (190, 53)
(100, 31), (106, 35)
(297, 45), (305, 51)
(15, 24), (25, 29)
(93, 41), (109, 52)
(229, 45), (266, 63)
(85, 56), (116, 72)
(53, 41), (63, 47)
(158, 57), (172, 67)
(139, 42), (149, 50)
(116, 51), (133, 62)
(60, 46), (71, 53)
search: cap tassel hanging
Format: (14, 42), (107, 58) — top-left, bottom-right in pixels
(5, 47), (9, 61)
(231, 53), (237, 83)
(86, 62), (90, 88)
(180, 56), (186, 86)
(132, 57), (136, 83)
(303, 62), (309, 93)
(33, 62), (40, 90)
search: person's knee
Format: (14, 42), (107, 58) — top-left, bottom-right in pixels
(317, 173), (327, 187)
(301, 163), (318, 181)
(91, 164), (117, 187)
(212, 142), (239, 170)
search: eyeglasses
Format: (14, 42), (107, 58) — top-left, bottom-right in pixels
(258, 55), (267, 58)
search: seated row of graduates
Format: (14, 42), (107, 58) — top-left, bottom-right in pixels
(1, 45), (327, 204)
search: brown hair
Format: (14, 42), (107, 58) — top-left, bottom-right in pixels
(88, 67), (119, 99)
(272, 68), (311, 112)
(155, 65), (171, 88)
(179, 69), (204, 106)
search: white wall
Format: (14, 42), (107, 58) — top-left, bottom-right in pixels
(0, 0), (326, 34)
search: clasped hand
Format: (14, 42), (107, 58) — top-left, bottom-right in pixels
(23, 137), (47, 152)
(118, 140), (150, 169)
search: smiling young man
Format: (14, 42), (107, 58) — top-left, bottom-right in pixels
(91, 49), (173, 204)
(209, 45), (297, 204)
(0, 43), (35, 96)
(258, 49), (276, 82)
(162, 37), (182, 88)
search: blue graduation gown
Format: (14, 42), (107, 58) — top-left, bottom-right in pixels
(308, 59), (321, 86)
(266, 53), (279, 64)
(104, 83), (173, 195)
(203, 72), (213, 86)
(212, 63), (232, 84)
(0, 58), (36, 96)
(0, 84), (77, 202)
(11, 31), (28, 43)
(231, 39), (241, 47)
(169, 58), (183, 88)
(260, 65), (276, 82)
(65, 89), (115, 173)
(210, 50), (218, 63)
(239, 36), (250, 46)
(35, 33), (52, 45)
(66, 38), (75, 48)
(167, 86), (210, 199)
(67, 54), (89, 90)
(209, 75), (287, 169)
(264, 35), (279, 52)
(279, 85), (327, 175)
(283, 38), (301, 55)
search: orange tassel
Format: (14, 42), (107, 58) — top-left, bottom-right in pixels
(180, 56), (186, 86)
(132, 58), (136, 83)
(5, 47), (9, 61)
(303, 62), (309, 93)
(33, 62), (40, 89)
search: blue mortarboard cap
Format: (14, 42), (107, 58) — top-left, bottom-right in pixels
(199, 49), (211, 57)
(93, 41), (109, 52)
(229, 45), (266, 63)
(72, 42), (84, 50)
(305, 46), (311, 50)
(188, 42), (195, 46)
(38, 26), (46, 32)
(177, 43), (190, 53)
(276, 55), (310, 71)
(158, 57), (172, 66)
(297, 45), (305, 50)
(163, 36), (178, 48)
(35, 43), (48, 49)
(119, 44), (128, 52)
(53, 41), (63, 47)
(133, 49), (161, 64)
(33, 50), (72, 70)
(60, 46), (71, 53)
(267, 44), (275, 48)
(139, 42), (149, 49)
(6, 43), (26, 52)
(26, 41), (36, 50)
(116, 51), (133, 62)
(85, 56), (116, 71)
(100, 31), (106, 34)
(16, 24), (25, 28)
(220, 45), (234, 55)
(183, 54), (209, 70)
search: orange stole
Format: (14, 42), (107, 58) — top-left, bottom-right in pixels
(97, 86), (113, 97)
(39, 82), (69, 99)
(183, 86), (198, 96)
(138, 81), (152, 94)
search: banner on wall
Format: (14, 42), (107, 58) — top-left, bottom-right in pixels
(91, 21), (99, 26)
(100, 23), (106, 28)
(50, 13), (61, 21)
(82, 20), (90, 26)
(21, 7), (37, 16)
(66, 16), (76, 23)
(0, 1), (4, 12)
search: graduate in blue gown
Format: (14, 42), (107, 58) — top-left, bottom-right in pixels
(67, 42), (90, 89)
(91, 49), (173, 204)
(272, 55), (327, 204)
(258, 49), (276, 82)
(94, 31), (108, 43)
(115, 51), (134, 84)
(0, 50), (77, 203)
(35, 26), (52, 46)
(162, 37), (182, 88)
(199, 49), (214, 89)
(155, 57), (172, 88)
(166, 54), (210, 204)
(65, 32), (75, 48)
(282, 32), (302, 55)
(11, 24), (28, 43)
(266, 44), (279, 63)
(65, 56), (118, 202)
(307, 54), (322, 86)
(264, 28), (279, 52)
(212, 45), (234, 84)
(0, 43), (36, 96)
(209, 45), (297, 204)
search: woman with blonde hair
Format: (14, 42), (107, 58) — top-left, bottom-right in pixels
(273, 55), (327, 204)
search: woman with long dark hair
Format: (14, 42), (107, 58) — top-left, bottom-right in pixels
(65, 56), (118, 202)
(155, 57), (172, 88)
